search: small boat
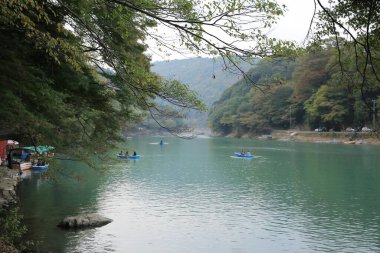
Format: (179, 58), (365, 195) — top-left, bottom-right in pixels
(12, 162), (33, 171)
(117, 154), (142, 159)
(343, 140), (356, 145)
(127, 155), (141, 159)
(234, 152), (254, 158)
(256, 134), (272, 140)
(32, 164), (49, 171)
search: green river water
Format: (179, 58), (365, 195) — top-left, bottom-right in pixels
(18, 136), (380, 252)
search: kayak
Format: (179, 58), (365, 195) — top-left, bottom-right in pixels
(127, 155), (141, 159)
(117, 154), (142, 159)
(32, 164), (49, 171)
(234, 152), (254, 158)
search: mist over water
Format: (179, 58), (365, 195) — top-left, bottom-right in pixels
(19, 137), (380, 252)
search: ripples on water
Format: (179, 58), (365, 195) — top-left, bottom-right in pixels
(19, 137), (380, 252)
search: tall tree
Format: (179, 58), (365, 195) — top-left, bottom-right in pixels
(312, 0), (380, 113)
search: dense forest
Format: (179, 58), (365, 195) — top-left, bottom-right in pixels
(209, 39), (380, 136)
(0, 0), (295, 154)
(141, 58), (252, 129)
(0, 0), (203, 154)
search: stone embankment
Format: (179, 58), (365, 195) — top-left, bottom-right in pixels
(0, 166), (20, 208)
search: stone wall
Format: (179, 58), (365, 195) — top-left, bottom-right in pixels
(0, 166), (20, 208)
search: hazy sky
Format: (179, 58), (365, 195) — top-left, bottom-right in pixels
(148, 0), (316, 62)
(270, 0), (316, 42)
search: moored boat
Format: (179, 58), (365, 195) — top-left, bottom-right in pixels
(256, 134), (273, 140)
(12, 162), (33, 171)
(32, 164), (49, 171)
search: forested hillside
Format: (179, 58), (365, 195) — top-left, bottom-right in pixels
(152, 58), (252, 107)
(150, 58), (252, 128)
(209, 39), (380, 136)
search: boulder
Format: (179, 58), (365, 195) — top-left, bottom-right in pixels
(57, 214), (112, 229)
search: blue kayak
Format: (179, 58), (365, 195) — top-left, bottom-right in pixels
(117, 154), (142, 159)
(32, 165), (49, 171)
(127, 155), (141, 159)
(234, 152), (254, 158)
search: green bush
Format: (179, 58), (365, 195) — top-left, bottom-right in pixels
(0, 207), (34, 252)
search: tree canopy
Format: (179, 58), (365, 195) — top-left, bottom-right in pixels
(208, 0), (380, 136)
(0, 0), (297, 154)
(311, 0), (380, 107)
(208, 38), (380, 136)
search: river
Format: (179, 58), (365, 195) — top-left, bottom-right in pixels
(18, 136), (380, 252)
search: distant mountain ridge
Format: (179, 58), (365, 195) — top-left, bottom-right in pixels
(151, 57), (252, 108)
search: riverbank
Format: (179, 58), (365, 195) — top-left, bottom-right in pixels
(271, 130), (380, 145)
(0, 166), (20, 208)
(222, 129), (380, 145)
(0, 166), (23, 252)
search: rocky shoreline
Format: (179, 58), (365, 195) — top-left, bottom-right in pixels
(271, 130), (380, 145)
(0, 166), (20, 208)
(222, 130), (380, 145)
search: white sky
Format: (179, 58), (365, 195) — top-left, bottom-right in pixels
(148, 0), (317, 62)
(269, 0), (316, 43)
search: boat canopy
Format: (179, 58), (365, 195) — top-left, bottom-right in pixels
(21, 146), (55, 153)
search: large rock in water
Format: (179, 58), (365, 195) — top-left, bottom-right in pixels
(57, 214), (112, 229)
